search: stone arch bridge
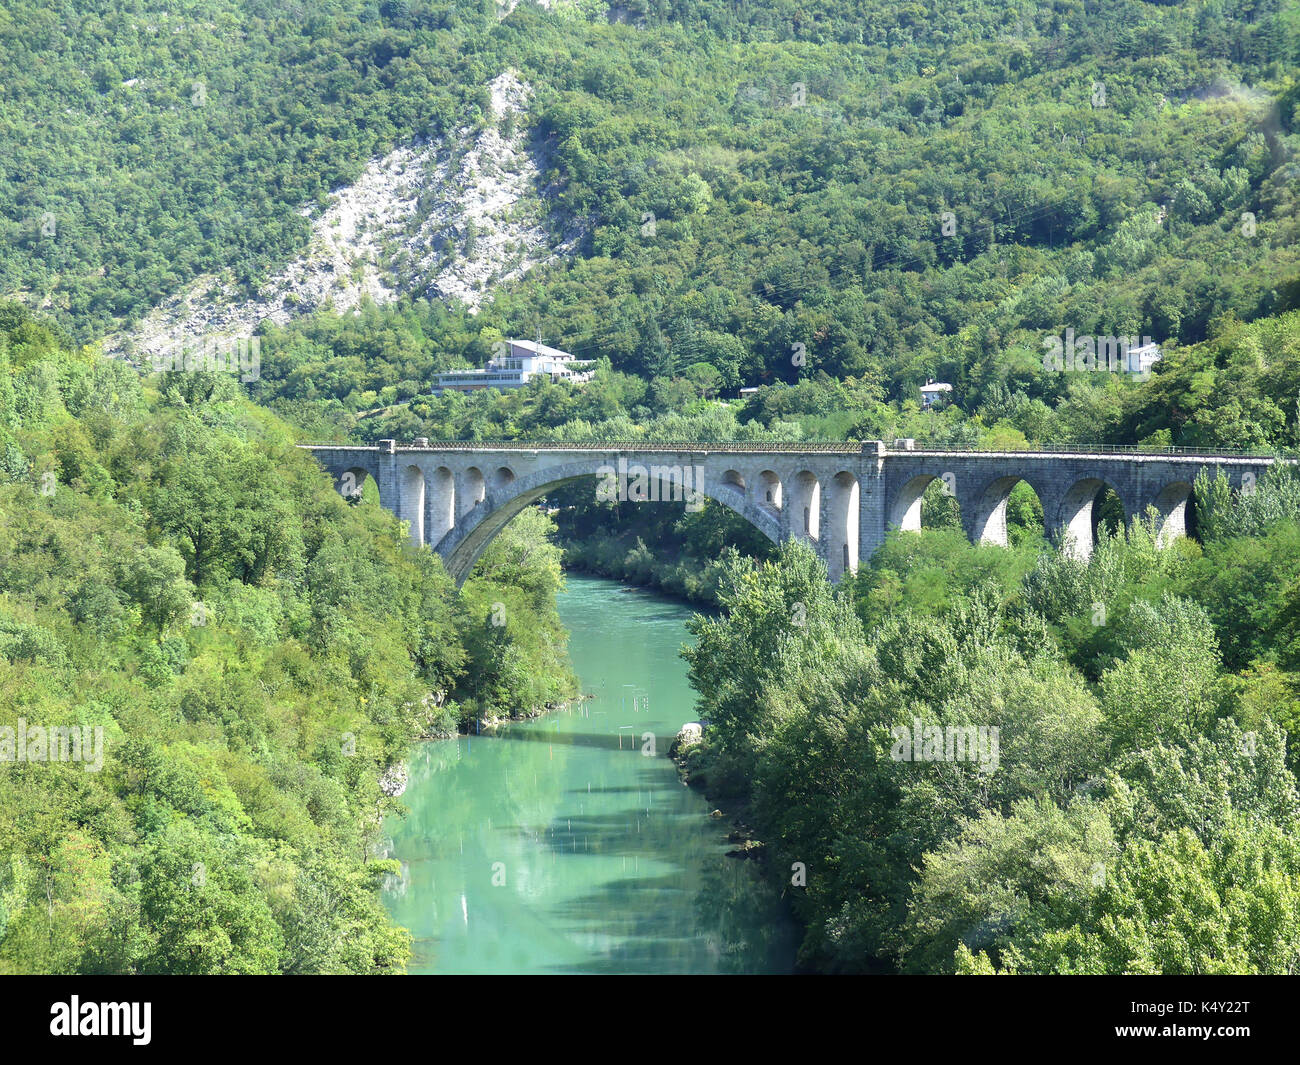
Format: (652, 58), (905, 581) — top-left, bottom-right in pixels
(299, 440), (1279, 586)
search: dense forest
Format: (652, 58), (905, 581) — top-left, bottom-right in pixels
(0, 304), (574, 972)
(683, 466), (1300, 971)
(2, 0), (1300, 975)
(4, 1), (1298, 411)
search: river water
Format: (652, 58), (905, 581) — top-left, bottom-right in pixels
(381, 574), (798, 974)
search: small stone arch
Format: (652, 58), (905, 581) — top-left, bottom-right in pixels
(789, 470), (821, 540)
(1151, 480), (1193, 546)
(827, 471), (859, 580)
(972, 475), (1047, 546)
(890, 473), (939, 532)
(721, 469), (746, 500)
(889, 471), (970, 535)
(337, 466), (370, 501)
(491, 466), (516, 493)
(458, 467), (485, 518)
(1056, 477), (1127, 559)
(757, 470), (783, 513)
(401, 464), (425, 545)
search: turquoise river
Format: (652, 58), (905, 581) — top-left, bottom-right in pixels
(381, 574), (798, 974)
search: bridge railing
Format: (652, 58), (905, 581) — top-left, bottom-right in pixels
(300, 439), (1297, 459)
(883, 442), (1297, 459)
(302, 440), (864, 453)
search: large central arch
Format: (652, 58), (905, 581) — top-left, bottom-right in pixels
(433, 459), (783, 586)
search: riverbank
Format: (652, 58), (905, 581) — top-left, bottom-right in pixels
(465, 692), (590, 734)
(670, 727), (769, 862)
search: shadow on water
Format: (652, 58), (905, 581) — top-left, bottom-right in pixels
(564, 783), (669, 795)
(541, 857), (799, 975)
(489, 722), (671, 754)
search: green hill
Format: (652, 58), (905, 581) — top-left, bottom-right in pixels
(0, 303), (574, 973)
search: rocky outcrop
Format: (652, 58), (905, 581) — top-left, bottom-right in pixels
(379, 762), (409, 798)
(112, 69), (583, 364)
(670, 721), (704, 757)
(410, 690), (456, 740)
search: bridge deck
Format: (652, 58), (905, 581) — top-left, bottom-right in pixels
(299, 441), (862, 453)
(299, 440), (1294, 461)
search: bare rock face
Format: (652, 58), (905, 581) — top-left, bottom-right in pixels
(496, 0), (556, 18)
(379, 763), (409, 798)
(672, 722), (705, 756)
(115, 69), (582, 365)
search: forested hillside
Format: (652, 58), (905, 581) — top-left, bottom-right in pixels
(684, 474), (1300, 973)
(232, 0), (1298, 453)
(0, 304), (574, 972)
(4, 1), (1297, 424)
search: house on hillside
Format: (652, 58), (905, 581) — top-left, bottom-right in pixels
(430, 339), (595, 396)
(1127, 341), (1161, 374)
(920, 380), (953, 408)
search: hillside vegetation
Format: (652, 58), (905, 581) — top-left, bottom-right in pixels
(0, 304), (574, 973)
(684, 476), (1300, 972)
(4, 2), (1297, 420)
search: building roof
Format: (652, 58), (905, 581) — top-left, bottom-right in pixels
(919, 382), (953, 393)
(503, 338), (583, 362)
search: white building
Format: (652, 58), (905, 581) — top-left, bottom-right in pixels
(431, 339), (594, 396)
(1127, 342), (1161, 375)
(920, 381), (953, 408)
